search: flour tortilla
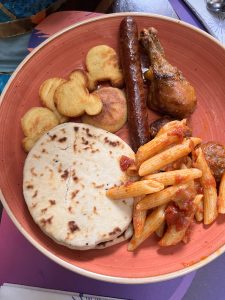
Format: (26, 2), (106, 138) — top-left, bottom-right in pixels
(23, 123), (134, 250)
(95, 224), (133, 249)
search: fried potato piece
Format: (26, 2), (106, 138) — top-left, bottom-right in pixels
(54, 70), (102, 117)
(82, 87), (127, 133)
(86, 45), (124, 91)
(21, 107), (59, 152)
(39, 77), (68, 123)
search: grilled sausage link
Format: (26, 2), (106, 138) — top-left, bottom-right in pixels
(120, 16), (150, 152)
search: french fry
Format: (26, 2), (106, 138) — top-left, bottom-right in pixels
(133, 197), (147, 238)
(136, 120), (190, 166)
(193, 194), (204, 222)
(143, 168), (202, 186)
(106, 180), (164, 200)
(159, 194), (198, 246)
(128, 205), (166, 251)
(136, 182), (192, 211)
(155, 221), (165, 238)
(139, 137), (202, 176)
(195, 148), (218, 225)
(218, 172), (225, 214)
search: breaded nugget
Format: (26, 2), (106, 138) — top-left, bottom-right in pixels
(39, 77), (68, 123)
(86, 45), (124, 91)
(54, 70), (102, 117)
(21, 107), (59, 152)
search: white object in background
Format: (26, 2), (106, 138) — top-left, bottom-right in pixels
(0, 284), (124, 300)
(113, 0), (179, 19)
(183, 0), (225, 45)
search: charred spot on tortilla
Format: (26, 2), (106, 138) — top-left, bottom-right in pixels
(26, 184), (33, 189)
(73, 176), (79, 182)
(40, 216), (53, 226)
(71, 190), (79, 199)
(61, 128), (66, 134)
(61, 169), (69, 179)
(58, 137), (67, 143)
(30, 167), (38, 176)
(58, 163), (62, 173)
(31, 203), (37, 209)
(68, 221), (80, 233)
(48, 134), (57, 141)
(68, 206), (73, 213)
(42, 148), (47, 153)
(74, 126), (79, 132)
(91, 149), (100, 153)
(81, 137), (89, 145)
(41, 207), (48, 213)
(104, 137), (121, 147)
(32, 190), (38, 198)
(49, 200), (56, 205)
(85, 128), (93, 137)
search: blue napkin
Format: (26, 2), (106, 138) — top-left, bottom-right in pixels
(183, 0), (225, 45)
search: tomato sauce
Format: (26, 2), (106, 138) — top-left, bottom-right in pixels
(120, 155), (135, 171)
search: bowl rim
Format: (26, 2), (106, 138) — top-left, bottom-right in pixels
(1, 12), (225, 284)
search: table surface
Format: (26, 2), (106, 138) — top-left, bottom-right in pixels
(1, 1), (225, 300)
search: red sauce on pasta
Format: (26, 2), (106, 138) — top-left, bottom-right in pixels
(166, 199), (194, 231)
(120, 155), (134, 171)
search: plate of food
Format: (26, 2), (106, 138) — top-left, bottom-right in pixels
(0, 12), (225, 284)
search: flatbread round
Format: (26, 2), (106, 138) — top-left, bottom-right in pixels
(23, 123), (134, 250)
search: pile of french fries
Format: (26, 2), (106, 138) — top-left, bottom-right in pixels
(106, 119), (225, 251)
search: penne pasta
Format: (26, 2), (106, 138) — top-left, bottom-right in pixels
(155, 221), (166, 238)
(143, 168), (202, 186)
(126, 164), (138, 177)
(136, 120), (190, 166)
(139, 137), (202, 176)
(106, 180), (164, 200)
(156, 119), (187, 137)
(195, 148), (218, 225)
(128, 205), (166, 251)
(218, 172), (225, 214)
(136, 182), (193, 211)
(133, 197), (147, 238)
(159, 224), (189, 247)
(193, 194), (204, 222)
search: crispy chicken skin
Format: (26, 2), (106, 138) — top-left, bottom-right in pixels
(140, 27), (197, 119)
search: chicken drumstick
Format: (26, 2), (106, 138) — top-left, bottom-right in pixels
(140, 27), (197, 119)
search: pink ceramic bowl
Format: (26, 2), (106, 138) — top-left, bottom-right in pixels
(0, 13), (225, 284)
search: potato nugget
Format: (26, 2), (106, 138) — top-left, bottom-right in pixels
(39, 77), (68, 123)
(82, 87), (127, 133)
(86, 45), (124, 91)
(54, 70), (102, 117)
(21, 107), (59, 152)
